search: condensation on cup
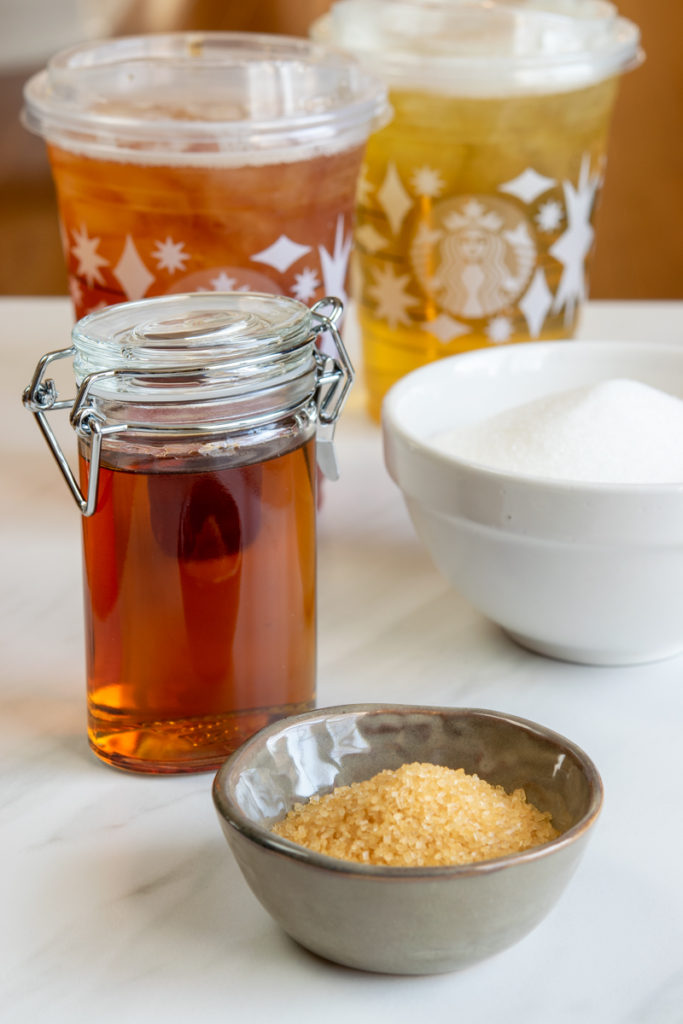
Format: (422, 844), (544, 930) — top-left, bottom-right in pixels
(22, 33), (389, 320)
(312, 1), (643, 420)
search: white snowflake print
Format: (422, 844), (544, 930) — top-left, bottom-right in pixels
(152, 237), (190, 274)
(210, 271), (239, 291)
(213, 272), (251, 291)
(550, 154), (602, 322)
(291, 266), (321, 303)
(411, 165), (445, 198)
(486, 315), (513, 344)
(71, 224), (109, 287)
(356, 167), (374, 206)
(319, 215), (352, 307)
(68, 276), (83, 309)
(368, 264), (419, 328)
(535, 200), (564, 233)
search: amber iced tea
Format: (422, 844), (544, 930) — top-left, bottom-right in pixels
(80, 440), (317, 774)
(24, 32), (388, 320)
(50, 142), (364, 319)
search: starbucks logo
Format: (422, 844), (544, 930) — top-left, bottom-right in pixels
(410, 196), (537, 319)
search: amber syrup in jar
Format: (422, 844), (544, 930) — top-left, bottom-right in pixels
(80, 439), (316, 773)
(23, 292), (352, 774)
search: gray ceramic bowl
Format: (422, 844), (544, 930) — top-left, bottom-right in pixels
(212, 704), (602, 975)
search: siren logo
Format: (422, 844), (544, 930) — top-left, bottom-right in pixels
(410, 196), (537, 319)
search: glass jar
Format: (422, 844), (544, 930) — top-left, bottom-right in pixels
(23, 292), (352, 774)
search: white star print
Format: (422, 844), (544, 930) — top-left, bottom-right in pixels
(535, 200), (564, 233)
(152, 237), (190, 274)
(410, 165), (445, 198)
(368, 264), (419, 327)
(71, 224), (108, 288)
(210, 271), (238, 291)
(291, 266), (321, 302)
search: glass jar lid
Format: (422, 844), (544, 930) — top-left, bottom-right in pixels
(72, 291), (316, 403)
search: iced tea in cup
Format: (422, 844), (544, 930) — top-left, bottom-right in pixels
(312, 1), (642, 419)
(23, 33), (388, 319)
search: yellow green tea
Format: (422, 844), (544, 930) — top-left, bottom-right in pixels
(355, 79), (618, 419)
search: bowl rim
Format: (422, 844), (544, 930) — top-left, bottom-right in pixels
(382, 339), (683, 497)
(212, 703), (604, 879)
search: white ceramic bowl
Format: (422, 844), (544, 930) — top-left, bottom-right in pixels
(382, 341), (683, 666)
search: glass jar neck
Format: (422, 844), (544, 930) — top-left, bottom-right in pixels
(23, 294), (353, 516)
(71, 292), (318, 429)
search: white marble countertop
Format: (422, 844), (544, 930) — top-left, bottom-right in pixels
(2, 298), (683, 1024)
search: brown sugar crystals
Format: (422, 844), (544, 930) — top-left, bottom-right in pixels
(271, 762), (559, 867)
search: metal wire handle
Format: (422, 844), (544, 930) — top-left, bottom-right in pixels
(22, 298), (354, 514)
(310, 298), (354, 481)
(23, 346), (126, 516)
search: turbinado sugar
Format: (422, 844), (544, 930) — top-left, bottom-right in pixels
(271, 762), (558, 867)
(431, 378), (683, 484)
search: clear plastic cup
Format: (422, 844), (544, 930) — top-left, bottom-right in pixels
(312, 1), (642, 419)
(23, 32), (389, 320)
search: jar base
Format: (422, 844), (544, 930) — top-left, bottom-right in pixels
(87, 700), (315, 774)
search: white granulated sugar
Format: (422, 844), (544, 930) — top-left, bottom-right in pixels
(431, 378), (683, 484)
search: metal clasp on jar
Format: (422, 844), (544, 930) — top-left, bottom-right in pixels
(23, 347), (127, 515)
(310, 297), (354, 482)
(23, 296), (353, 516)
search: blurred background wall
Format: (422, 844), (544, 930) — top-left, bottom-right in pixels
(0, 0), (680, 300)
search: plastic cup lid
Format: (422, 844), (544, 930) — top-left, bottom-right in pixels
(23, 31), (390, 163)
(311, 0), (643, 95)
